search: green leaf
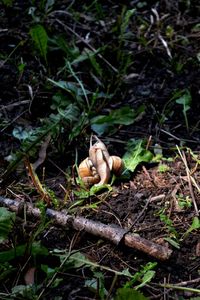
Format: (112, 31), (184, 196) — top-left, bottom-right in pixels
(11, 285), (37, 299)
(191, 216), (200, 229)
(41, 264), (56, 278)
(175, 90), (192, 131)
(135, 270), (155, 289)
(123, 139), (153, 172)
(0, 242), (48, 263)
(0, 207), (15, 242)
(120, 8), (136, 37)
(91, 106), (145, 135)
(183, 217), (200, 238)
(176, 90), (191, 108)
(30, 24), (48, 62)
(124, 262), (157, 289)
(89, 184), (112, 195)
(60, 251), (92, 269)
(114, 287), (148, 300)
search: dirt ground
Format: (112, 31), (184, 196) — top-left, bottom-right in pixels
(0, 1), (200, 299)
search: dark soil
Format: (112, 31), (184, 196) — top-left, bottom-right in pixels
(0, 1), (200, 299)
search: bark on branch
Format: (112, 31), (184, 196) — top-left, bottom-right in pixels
(0, 196), (172, 260)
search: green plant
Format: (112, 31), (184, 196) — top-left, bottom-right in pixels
(1, 0), (13, 6)
(50, 250), (156, 298)
(0, 204), (51, 298)
(0, 207), (15, 242)
(85, 270), (108, 300)
(123, 262), (157, 290)
(30, 24), (48, 63)
(176, 194), (192, 209)
(182, 216), (200, 240)
(91, 105), (145, 135)
(114, 287), (148, 300)
(2, 103), (79, 181)
(28, 0), (55, 22)
(158, 208), (180, 249)
(175, 89), (192, 131)
(123, 139), (153, 173)
(158, 89), (190, 126)
(158, 164), (170, 173)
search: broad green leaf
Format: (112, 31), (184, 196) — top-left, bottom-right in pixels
(91, 107), (136, 125)
(91, 120), (111, 135)
(135, 270), (156, 289)
(91, 105), (145, 135)
(123, 139), (153, 172)
(191, 216), (200, 229)
(60, 251), (91, 269)
(90, 184), (112, 195)
(183, 217), (200, 238)
(0, 207), (15, 242)
(57, 105), (79, 121)
(11, 285), (37, 299)
(73, 184), (112, 200)
(176, 90), (191, 108)
(124, 262), (157, 289)
(0, 242), (48, 263)
(41, 264), (56, 278)
(30, 24), (48, 62)
(114, 287), (148, 300)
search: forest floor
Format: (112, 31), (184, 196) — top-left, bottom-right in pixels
(0, 1), (200, 299)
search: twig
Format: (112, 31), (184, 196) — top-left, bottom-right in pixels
(176, 146), (199, 216)
(32, 134), (51, 171)
(0, 197), (172, 261)
(158, 284), (200, 294)
(173, 277), (200, 286)
(25, 160), (51, 205)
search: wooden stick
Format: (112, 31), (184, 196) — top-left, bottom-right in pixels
(0, 197), (172, 260)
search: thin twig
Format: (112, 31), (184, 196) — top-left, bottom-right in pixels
(161, 129), (199, 144)
(0, 197), (172, 260)
(176, 146), (199, 216)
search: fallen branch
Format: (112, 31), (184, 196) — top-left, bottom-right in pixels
(0, 196), (172, 261)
